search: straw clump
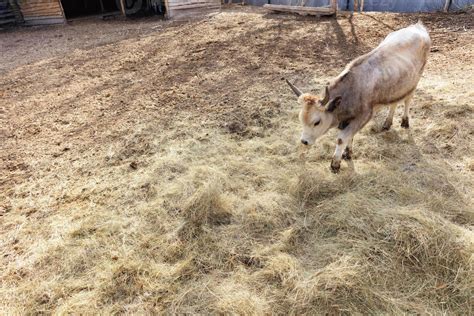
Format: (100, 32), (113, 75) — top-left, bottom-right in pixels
(1, 8), (473, 315)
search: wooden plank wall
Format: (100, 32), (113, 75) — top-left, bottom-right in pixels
(17, 0), (65, 25)
(165, 0), (221, 18)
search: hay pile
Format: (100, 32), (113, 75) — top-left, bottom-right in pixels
(1, 7), (473, 314)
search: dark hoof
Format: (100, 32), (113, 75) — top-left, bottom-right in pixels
(342, 148), (352, 160)
(401, 117), (409, 129)
(330, 161), (340, 173)
(382, 121), (392, 131)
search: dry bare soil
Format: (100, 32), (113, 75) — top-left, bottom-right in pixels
(1, 7), (473, 314)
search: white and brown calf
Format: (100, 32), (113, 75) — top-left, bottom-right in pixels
(287, 21), (431, 173)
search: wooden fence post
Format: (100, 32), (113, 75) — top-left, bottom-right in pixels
(444, 0), (452, 12)
(119, 0), (126, 16)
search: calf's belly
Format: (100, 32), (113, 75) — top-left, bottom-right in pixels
(373, 71), (421, 105)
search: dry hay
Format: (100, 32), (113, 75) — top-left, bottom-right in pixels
(1, 7), (473, 315)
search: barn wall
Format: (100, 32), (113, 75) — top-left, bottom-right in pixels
(17, 0), (65, 25)
(240, 0), (474, 12)
(346, 0), (473, 12)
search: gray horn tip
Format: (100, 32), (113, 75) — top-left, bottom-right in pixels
(285, 79), (303, 97)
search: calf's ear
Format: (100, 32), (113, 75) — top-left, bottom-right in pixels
(326, 96), (342, 112)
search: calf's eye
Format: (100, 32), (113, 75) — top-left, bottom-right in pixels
(314, 121), (320, 126)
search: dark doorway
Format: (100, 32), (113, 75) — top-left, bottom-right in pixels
(60, 0), (119, 19)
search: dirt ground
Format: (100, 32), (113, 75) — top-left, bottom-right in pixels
(1, 6), (473, 314)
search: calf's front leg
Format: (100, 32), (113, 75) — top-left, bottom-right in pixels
(331, 131), (354, 173)
(342, 137), (353, 160)
(331, 112), (371, 173)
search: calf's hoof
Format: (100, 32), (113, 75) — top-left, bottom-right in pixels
(401, 117), (410, 129)
(330, 160), (341, 173)
(382, 121), (392, 131)
(342, 148), (352, 160)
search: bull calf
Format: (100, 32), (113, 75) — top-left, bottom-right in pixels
(287, 21), (431, 173)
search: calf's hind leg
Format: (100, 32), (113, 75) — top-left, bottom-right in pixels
(401, 93), (414, 128)
(382, 103), (397, 131)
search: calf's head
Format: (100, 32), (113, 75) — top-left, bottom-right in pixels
(286, 80), (340, 145)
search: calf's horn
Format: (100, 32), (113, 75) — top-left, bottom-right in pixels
(285, 79), (303, 97)
(321, 86), (330, 105)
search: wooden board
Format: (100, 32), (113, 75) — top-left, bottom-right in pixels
(17, 0), (65, 24)
(263, 4), (336, 16)
(167, 5), (219, 19)
(168, 1), (220, 9)
(23, 16), (65, 25)
(166, 0), (220, 18)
